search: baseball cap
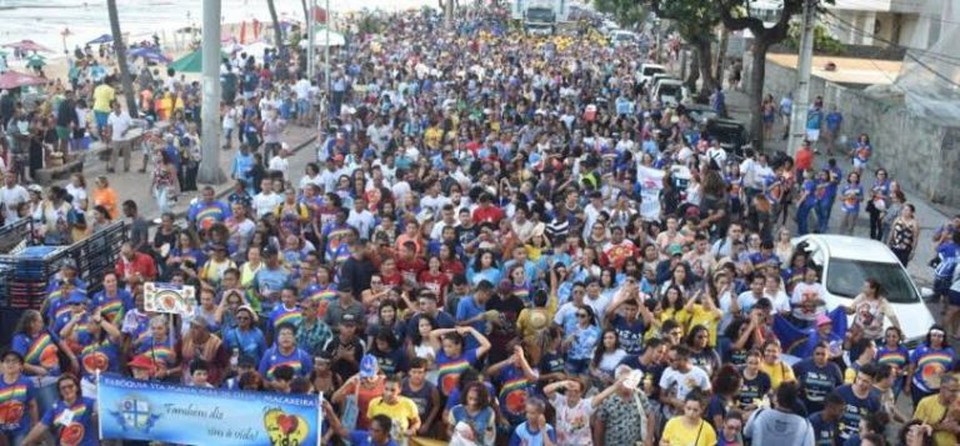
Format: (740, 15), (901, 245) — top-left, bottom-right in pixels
(66, 290), (87, 305)
(359, 354), (378, 378)
(128, 355), (157, 372)
(341, 313), (358, 325)
(668, 245), (683, 256)
(815, 313), (833, 327)
(262, 245), (278, 257)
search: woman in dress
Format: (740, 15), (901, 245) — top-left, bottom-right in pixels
(868, 168), (892, 240)
(844, 279), (901, 341)
(887, 202), (920, 266)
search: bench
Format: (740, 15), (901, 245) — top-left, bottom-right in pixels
(34, 157), (85, 184)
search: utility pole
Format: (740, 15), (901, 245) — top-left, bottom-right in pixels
(787, 0), (816, 156)
(199, 0), (226, 184)
(307, 0), (316, 80)
(324, 0), (331, 111)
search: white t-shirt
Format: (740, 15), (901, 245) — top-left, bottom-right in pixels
(0, 185), (29, 222)
(550, 393), (595, 445)
(268, 155), (289, 176)
(790, 282), (827, 321)
(64, 184), (88, 210)
(659, 366), (711, 415)
(252, 192), (283, 218)
(107, 111), (132, 142)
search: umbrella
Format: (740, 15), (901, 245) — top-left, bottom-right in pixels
(168, 49), (202, 73)
(301, 27), (345, 47)
(25, 55), (46, 69)
(2, 39), (54, 53)
(0, 71), (48, 89)
(141, 51), (171, 64)
(87, 34), (113, 45)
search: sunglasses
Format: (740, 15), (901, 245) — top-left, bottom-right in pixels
(577, 313), (589, 318)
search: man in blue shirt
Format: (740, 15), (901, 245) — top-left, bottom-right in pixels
(456, 280), (495, 350)
(187, 186), (231, 232)
(808, 392), (845, 446)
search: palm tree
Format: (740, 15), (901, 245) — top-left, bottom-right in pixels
(107, 0), (138, 118)
(267, 0), (285, 80)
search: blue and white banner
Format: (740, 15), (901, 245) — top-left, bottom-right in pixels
(97, 374), (322, 446)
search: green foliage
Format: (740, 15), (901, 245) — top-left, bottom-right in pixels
(593, 0), (648, 28)
(648, 0), (720, 43)
(785, 21), (845, 54)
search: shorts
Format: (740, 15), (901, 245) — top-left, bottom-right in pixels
(853, 158), (868, 171)
(806, 128), (820, 142)
(297, 98), (310, 116)
(56, 126), (70, 140)
(94, 110), (109, 129)
(949, 289), (960, 306)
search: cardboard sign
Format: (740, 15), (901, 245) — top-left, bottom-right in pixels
(143, 282), (196, 315)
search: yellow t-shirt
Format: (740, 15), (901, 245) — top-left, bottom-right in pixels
(686, 304), (722, 347)
(93, 84), (116, 112)
(366, 396), (420, 436)
(913, 394), (956, 446)
(759, 360), (796, 390)
(661, 417), (717, 446)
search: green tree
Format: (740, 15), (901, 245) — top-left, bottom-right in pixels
(267, 0), (285, 80)
(716, 0), (833, 151)
(594, 0), (647, 29)
(785, 22), (845, 54)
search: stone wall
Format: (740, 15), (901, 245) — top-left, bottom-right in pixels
(758, 57), (960, 206)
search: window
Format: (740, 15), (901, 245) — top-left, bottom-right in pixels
(825, 259), (919, 303)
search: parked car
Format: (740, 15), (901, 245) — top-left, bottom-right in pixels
(609, 30), (639, 47)
(704, 118), (748, 157)
(637, 63), (667, 87)
(652, 79), (686, 107)
(792, 234), (936, 348)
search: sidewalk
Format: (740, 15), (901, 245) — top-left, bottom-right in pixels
(52, 125), (319, 224)
(724, 88), (950, 285)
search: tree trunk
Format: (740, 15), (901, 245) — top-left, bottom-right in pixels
(749, 42), (768, 152)
(267, 0), (285, 80)
(107, 0), (138, 119)
(716, 26), (729, 85)
(301, 0), (310, 26)
(696, 38), (717, 100)
(684, 47), (700, 93)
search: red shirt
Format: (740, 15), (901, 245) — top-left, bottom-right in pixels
(795, 147), (814, 171)
(395, 257), (426, 285)
(472, 205), (504, 224)
(418, 270), (451, 304)
(115, 252), (158, 283)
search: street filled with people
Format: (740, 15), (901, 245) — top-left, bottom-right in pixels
(2, 4), (960, 446)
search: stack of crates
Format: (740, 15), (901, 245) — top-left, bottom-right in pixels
(0, 219), (36, 307)
(72, 222), (126, 294)
(0, 245), (69, 310)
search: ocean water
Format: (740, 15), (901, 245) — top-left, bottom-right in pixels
(0, 0), (434, 58)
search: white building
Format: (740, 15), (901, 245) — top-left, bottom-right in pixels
(823, 0), (948, 50)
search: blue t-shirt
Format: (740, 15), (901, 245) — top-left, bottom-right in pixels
(807, 108), (823, 130)
(78, 339), (120, 380)
(495, 364), (533, 426)
(835, 385), (881, 442)
(808, 411), (840, 446)
(450, 405), (496, 443)
(456, 296), (487, 336)
(0, 376), (35, 435)
(223, 327), (268, 364)
(610, 315), (645, 355)
(41, 397), (98, 446)
(508, 421), (557, 446)
(737, 371), (772, 409)
(793, 359), (844, 414)
(91, 289), (133, 325)
(347, 431), (399, 446)
(801, 179), (817, 207)
(12, 331), (62, 375)
(436, 348), (480, 397)
(258, 346), (313, 381)
(567, 324), (601, 361)
(826, 112), (843, 132)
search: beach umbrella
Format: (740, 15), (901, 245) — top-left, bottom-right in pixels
(87, 34), (113, 45)
(302, 27), (345, 47)
(25, 55), (46, 69)
(142, 51), (172, 64)
(168, 49), (203, 73)
(2, 39), (54, 53)
(0, 71), (48, 89)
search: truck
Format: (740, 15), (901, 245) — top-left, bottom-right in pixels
(511, 0), (570, 35)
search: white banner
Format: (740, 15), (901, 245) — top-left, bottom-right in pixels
(636, 165), (666, 221)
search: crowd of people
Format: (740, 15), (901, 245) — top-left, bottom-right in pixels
(1, 5), (960, 446)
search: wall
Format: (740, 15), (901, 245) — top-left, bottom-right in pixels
(761, 59), (960, 206)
